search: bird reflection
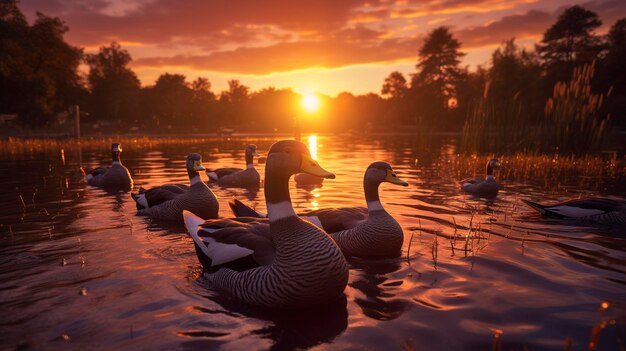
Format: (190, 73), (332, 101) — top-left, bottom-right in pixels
(347, 258), (408, 321)
(196, 287), (348, 350)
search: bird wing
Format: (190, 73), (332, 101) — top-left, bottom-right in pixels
(302, 207), (368, 233)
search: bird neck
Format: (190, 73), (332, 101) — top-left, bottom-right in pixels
(245, 151), (254, 168)
(364, 178), (383, 212)
(265, 162), (296, 221)
(112, 152), (121, 165)
(486, 163), (493, 176)
(188, 169), (202, 185)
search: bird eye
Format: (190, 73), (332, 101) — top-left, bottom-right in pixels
(391, 173), (397, 177)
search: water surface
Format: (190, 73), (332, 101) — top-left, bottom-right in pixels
(1, 135), (625, 350)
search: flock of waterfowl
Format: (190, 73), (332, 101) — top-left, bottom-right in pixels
(85, 141), (626, 308)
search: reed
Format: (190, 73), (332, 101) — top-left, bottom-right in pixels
(540, 62), (608, 155)
(461, 62), (611, 155)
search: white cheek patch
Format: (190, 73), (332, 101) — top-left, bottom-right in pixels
(549, 206), (604, 218)
(302, 216), (323, 229)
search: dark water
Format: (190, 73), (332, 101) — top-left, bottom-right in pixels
(1, 135), (625, 351)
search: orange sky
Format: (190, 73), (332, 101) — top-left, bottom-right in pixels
(20, 0), (626, 96)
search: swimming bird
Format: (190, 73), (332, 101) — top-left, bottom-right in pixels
(522, 198), (626, 224)
(206, 144), (260, 187)
(460, 158), (501, 197)
(230, 161), (409, 259)
(133, 153), (218, 222)
(183, 140), (348, 308)
(85, 143), (133, 191)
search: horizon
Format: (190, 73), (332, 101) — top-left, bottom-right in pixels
(18, 0), (626, 96)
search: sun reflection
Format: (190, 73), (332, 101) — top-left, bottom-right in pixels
(308, 135), (318, 160)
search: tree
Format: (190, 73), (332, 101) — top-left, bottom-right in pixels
(537, 5), (603, 83)
(0, 1), (84, 126)
(219, 80), (250, 127)
(599, 18), (626, 127)
(411, 27), (466, 128)
(381, 71), (408, 99)
(487, 39), (543, 121)
(85, 42), (140, 125)
(148, 73), (193, 130)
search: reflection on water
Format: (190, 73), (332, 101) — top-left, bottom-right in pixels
(0, 135), (625, 350)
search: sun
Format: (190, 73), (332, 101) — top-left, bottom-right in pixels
(301, 93), (320, 113)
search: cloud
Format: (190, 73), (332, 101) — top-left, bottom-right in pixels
(456, 10), (553, 48)
(133, 37), (421, 75)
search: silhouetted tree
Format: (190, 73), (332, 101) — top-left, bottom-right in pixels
(487, 39), (543, 122)
(85, 42), (140, 125)
(537, 5), (603, 84)
(411, 27), (466, 129)
(219, 80), (250, 127)
(381, 71), (408, 99)
(0, 1), (83, 126)
(189, 77), (216, 130)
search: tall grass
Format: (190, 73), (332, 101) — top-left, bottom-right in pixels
(462, 62), (610, 155)
(540, 62), (608, 155)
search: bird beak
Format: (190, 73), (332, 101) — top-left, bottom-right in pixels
(385, 169), (408, 186)
(252, 150), (260, 157)
(193, 160), (206, 171)
(300, 153), (335, 179)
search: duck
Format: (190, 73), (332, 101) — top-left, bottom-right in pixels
(183, 140), (348, 308)
(133, 153), (219, 222)
(206, 144), (260, 187)
(85, 143), (133, 191)
(522, 198), (626, 224)
(229, 161), (409, 259)
(460, 158), (501, 197)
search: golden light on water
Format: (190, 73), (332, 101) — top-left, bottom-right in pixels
(302, 93), (321, 113)
(308, 135), (318, 160)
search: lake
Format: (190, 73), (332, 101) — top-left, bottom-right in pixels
(0, 134), (625, 350)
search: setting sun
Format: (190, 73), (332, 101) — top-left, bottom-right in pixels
(302, 94), (321, 113)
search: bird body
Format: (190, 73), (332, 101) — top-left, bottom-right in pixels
(461, 159), (501, 197)
(206, 144), (260, 187)
(229, 161), (408, 259)
(86, 143), (133, 191)
(522, 198), (626, 224)
(184, 140), (348, 308)
(134, 154), (218, 222)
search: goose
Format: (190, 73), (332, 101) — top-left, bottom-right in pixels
(460, 158), (501, 197)
(133, 153), (218, 222)
(85, 143), (133, 191)
(206, 144), (260, 187)
(230, 162), (409, 258)
(522, 198), (626, 224)
(183, 140), (348, 308)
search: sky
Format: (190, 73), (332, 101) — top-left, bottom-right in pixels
(19, 0), (626, 96)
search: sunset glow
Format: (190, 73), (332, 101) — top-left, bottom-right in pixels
(302, 94), (321, 113)
(17, 0), (626, 96)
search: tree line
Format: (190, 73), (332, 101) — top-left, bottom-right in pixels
(1, 1), (625, 140)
